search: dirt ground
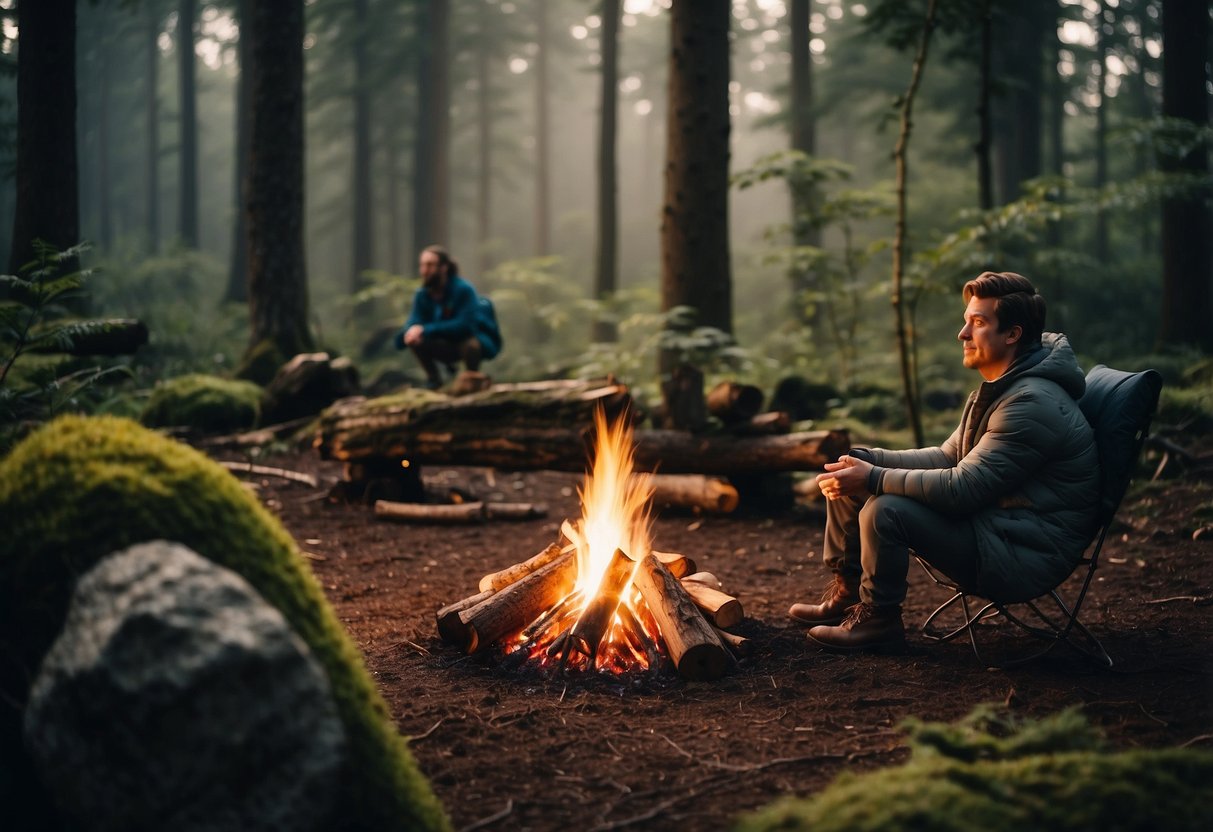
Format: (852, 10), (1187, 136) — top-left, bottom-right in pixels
(225, 440), (1213, 832)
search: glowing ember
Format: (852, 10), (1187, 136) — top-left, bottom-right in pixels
(506, 409), (664, 673)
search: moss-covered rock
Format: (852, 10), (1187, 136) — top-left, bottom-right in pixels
(140, 373), (263, 432)
(0, 415), (448, 832)
(736, 706), (1213, 832)
(235, 338), (288, 386)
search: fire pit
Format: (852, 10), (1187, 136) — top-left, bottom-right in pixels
(435, 409), (748, 681)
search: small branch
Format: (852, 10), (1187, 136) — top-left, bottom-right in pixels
(408, 718), (445, 743)
(459, 799), (514, 832)
(1180, 734), (1213, 748)
(1144, 594), (1213, 606)
(218, 460), (318, 488)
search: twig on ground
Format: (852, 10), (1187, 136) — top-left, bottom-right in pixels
(219, 460), (319, 488)
(459, 799), (514, 832)
(1180, 734), (1213, 748)
(657, 732), (871, 773)
(409, 718), (445, 743)
(1144, 595), (1213, 606)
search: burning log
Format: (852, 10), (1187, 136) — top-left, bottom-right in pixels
(374, 500), (547, 523)
(648, 474), (739, 514)
(479, 542), (567, 592)
(633, 554), (729, 681)
(563, 548), (636, 665)
(436, 589), (495, 646)
(707, 381), (764, 424)
(679, 579), (743, 629)
(460, 553), (578, 653)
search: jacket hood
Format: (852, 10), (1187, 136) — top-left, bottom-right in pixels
(997, 332), (1086, 400)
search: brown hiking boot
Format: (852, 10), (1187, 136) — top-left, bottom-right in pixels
(807, 602), (905, 651)
(788, 574), (860, 626)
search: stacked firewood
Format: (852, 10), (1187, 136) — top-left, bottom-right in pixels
(435, 537), (749, 681)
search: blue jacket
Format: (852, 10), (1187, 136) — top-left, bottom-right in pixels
(394, 273), (502, 359)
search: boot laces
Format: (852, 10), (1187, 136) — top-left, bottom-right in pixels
(822, 576), (853, 604)
(841, 602), (876, 628)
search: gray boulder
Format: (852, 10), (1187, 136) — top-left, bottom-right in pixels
(24, 540), (347, 832)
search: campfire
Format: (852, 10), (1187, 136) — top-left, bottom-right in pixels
(435, 409), (748, 681)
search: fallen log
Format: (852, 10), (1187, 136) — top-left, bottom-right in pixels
(436, 588), (495, 646)
(648, 474), (739, 514)
(633, 554), (728, 681)
(707, 381), (763, 424)
(374, 500), (547, 524)
(679, 579), (743, 629)
(479, 542), (567, 592)
(461, 553), (578, 653)
(218, 461), (319, 488)
(727, 411), (791, 436)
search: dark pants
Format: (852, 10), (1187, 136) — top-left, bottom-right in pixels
(412, 336), (482, 384)
(823, 493), (980, 607)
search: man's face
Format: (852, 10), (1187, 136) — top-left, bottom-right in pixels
(958, 295), (1021, 381)
(419, 251), (447, 289)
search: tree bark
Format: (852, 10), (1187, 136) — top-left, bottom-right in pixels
(533, 0), (551, 255)
(244, 0), (313, 362)
(351, 0), (372, 294)
(633, 554), (728, 681)
(479, 542), (567, 592)
(1158, 0), (1212, 351)
(593, 0), (621, 343)
(95, 9), (113, 251)
(177, 0), (198, 248)
(1093, 0), (1109, 262)
(476, 2), (493, 274)
(9, 0), (79, 278)
(412, 0), (450, 251)
(224, 0), (250, 303)
(976, 0), (993, 210)
(789, 0), (823, 332)
(661, 0), (732, 361)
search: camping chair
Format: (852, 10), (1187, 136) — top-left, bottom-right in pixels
(915, 364), (1163, 668)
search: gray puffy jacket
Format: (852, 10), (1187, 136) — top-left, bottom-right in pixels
(860, 333), (1099, 602)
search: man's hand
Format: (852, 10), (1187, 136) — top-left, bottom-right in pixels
(816, 455), (874, 501)
(403, 324), (425, 347)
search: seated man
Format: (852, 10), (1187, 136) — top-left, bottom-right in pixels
(395, 245), (502, 390)
(790, 271), (1100, 650)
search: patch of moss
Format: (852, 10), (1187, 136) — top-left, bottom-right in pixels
(735, 706), (1213, 832)
(234, 338), (287, 386)
(0, 415), (448, 832)
(140, 373), (263, 432)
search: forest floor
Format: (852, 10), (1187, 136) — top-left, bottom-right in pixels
(221, 436), (1213, 832)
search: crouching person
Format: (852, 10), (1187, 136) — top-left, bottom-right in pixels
(395, 244), (502, 390)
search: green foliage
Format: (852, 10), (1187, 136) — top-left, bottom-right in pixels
(0, 241), (134, 452)
(0, 415), (449, 832)
(736, 705), (1213, 832)
(140, 373), (263, 433)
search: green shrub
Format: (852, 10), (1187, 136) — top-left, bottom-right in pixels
(736, 706), (1213, 832)
(140, 373), (263, 432)
(0, 415), (448, 832)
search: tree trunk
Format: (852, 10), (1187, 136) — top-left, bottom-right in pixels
(146, 1), (161, 253)
(177, 0), (198, 248)
(351, 0), (372, 294)
(976, 0), (993, 210)
(476, 2), (493, 274)
(533, 0), (551, 256)
(244, 0), (313, 363)
(412, 0), (450, 251)
(224, 0), (250, 303)
(9, 0), (79, 278)
(95, 10), (113, 251)
(789, 0), (823, 332)
(661, 0), (732, 366)
(1158, 0), (1212, 351)
(1094, 0), (1109, 262)
(593, 0), (621, 343)
(891, 0), (938, 449)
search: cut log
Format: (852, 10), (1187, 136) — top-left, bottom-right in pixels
(648, 474), (738, 514)
(461, 553), (578, 653)
(679, 580), (743, 629)
(565, 548), (636, 663)
(374, 500), (547, 524)
(727, 411), (791, 436)
(713, 626), (753, 658)
(707, 381), (763, 424)
(479, 542), (567, 592)
(651, 551), (696, 579)
(375, 501), (486, 523)
(681, 571), (722, 589)
(661, 363), (707, 431)
(436, 589), (495, 647)
(632, 554), (728, 681)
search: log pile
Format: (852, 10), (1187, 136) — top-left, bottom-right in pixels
(435, 538), (750, 681)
